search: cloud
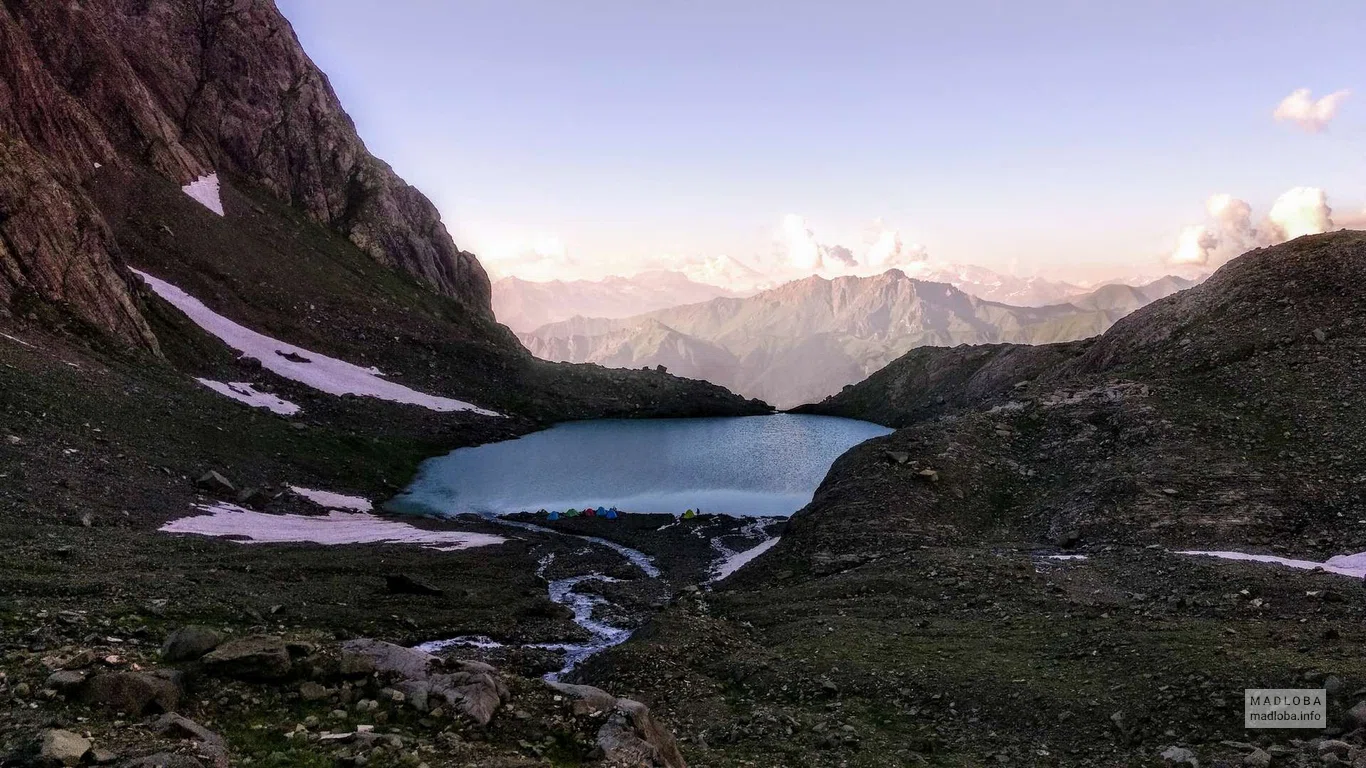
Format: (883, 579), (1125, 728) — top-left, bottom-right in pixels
(1167, 187), (1335, 267)
(1169, 224), (1219, 266)
(1266, 186), (1332, 240)
(778, 214), (825, 270)
(1273, 88), (1350, 133)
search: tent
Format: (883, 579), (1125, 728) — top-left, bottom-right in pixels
(585, 507), (597, 517)
(595, 506), (607, 516)
(604, 508), (619, 520)
(682, 509), (696, 520)
(565, 508), (579, 518)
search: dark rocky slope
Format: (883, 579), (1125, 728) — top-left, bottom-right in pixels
(2, 0), (488, 334)
(579, 232), (1366, 766)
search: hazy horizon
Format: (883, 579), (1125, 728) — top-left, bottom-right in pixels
(277, 1), (1365, 287)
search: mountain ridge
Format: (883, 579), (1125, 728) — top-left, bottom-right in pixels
(522, 269), (1191, 407)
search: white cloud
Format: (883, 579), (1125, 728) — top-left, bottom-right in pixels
(1167, 187), (1335, 267)
(1267, 186), (1332, 240)
(1273, 88), (1350, 133)
(1169, 224), (1219, 266)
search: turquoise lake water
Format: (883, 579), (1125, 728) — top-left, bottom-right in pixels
(392, 414), (892, 517)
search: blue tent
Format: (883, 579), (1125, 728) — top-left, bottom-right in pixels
(604, 508), (619, 520)
(595, 506), (607, 516)
(547, 510), (560, 521)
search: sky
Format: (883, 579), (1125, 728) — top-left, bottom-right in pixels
(276, 0), (1365, 287)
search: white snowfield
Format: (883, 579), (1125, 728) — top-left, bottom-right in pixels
(133, 269), (501, 417)
(161, 502), (506, 551)
(1180, 550), (1366, 579)
(196, 379), (300, 416)
(712, 536), (781, 581)
(182, 173), (225, 216)
(290, 486), (373, 513)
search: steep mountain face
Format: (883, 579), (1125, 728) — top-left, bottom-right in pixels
(523, 269), (1117, 407)
(0, 0), (489, 348)
(492, 271), (741, 332)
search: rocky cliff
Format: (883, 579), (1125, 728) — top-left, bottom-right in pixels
(0, 0), (489, 350)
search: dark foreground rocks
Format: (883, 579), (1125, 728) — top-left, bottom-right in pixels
(1, 627), (687, 768)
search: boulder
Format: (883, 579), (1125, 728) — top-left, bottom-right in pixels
(39, 729), (90, 767)
(1343, 700), (1366, 731)
(385, 573), (445, 597)
(44, 669), (89, 694)
(161, 626), (223, 662)
(200, 636), (292, 680)
(550, 682), (687, 768)
(340, 640), (507, 725)
(299, 681), (329, 701)
(81, 670), (181, 714)
(153, 714), (228, 768)
(427, 661), (509, 726)
(340, 638), (434, 680)
(194, 471), (235, 496)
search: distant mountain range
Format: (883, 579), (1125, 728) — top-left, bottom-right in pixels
(492, 260), (1153, 333)
(492, 271), (744, 332)
(520, 270), (1197, 408)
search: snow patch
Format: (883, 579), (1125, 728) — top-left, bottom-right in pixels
(1043, 554), (1088, 561)
(182, 173), (225, 216)
(0, 331), (34, 348)
(1179, 550), (1366, 579)
(160, 502), (506, 551)
(713, 536), (781, 581)
(290, 486), (373, 513)
(196, 379), (300, 415)
(133, 269), (501, 416)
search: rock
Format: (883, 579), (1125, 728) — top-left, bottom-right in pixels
(154, 713), (224, 746)
(200, 636), (292, 680)
(1243, 748), (1271, 768)
(161, 626), (223, 662)
(385, 573), (445, 597)
(1314, 327), (1328, 342)
(1320, 741), (1353, 757)
(299, 681), (329, 701)
(916, 468), (940, 482)
(1056, 530), (1083, 549)
(883, 451), (910, 465)
(425, 661), (508, 726)
(44, 669), (88, 693)
(81, 670), (181, 714)
(550, 682), (686, 768)
(340, 639), (435, 680)
(1343, 700), (1366, 731)
(194, 471), (235, 495)
(235, 487), (272, 510)
(339, 640), (507, 725)
(39, 729), (90, 767)
(1160, 745), (1198, 766)
(276, 350), (311, 363)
